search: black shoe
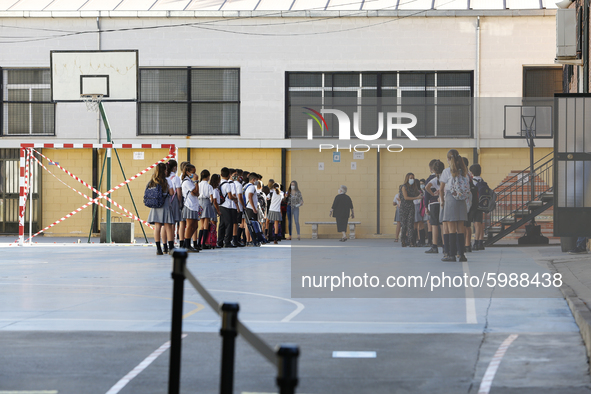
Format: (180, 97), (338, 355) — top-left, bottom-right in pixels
(226, 242), (238, 248)
(163, 247), (169, 254)
(202, 245), (211, 250)
(156, 250), (164, 256)
(441, 255), (456, 262)
(186, 246), (199, 253)
(458, 254), (468, 262)
(168, 247), (175, 255)
(425, 246), (438, 254)
(466, 245), (472, 253)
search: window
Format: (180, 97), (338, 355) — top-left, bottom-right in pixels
(138, 68), (239, 136)
(286, 71), (473, 138)
(1, 69), (55, 136)
(523, 67), (563, 97)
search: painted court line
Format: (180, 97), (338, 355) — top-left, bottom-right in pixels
(478, 334), (519, 394)
(332, 351), (377, 358)
(462, 261), (478, 324)
(0, 392), (58, 394)
(105, 334), (188, 394)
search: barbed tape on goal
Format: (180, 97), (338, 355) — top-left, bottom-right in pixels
(17, 149), (32, 236)
(15, 149), (173, 243)
(28, 152), (155, 232)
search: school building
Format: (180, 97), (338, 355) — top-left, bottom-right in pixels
(0, 0), (559, 239)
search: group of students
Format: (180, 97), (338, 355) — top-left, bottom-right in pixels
(145, 160), (304, 255)
(393, 149), (487, 262)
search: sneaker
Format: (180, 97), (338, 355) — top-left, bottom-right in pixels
(441, 255), (457, 262)
(568, 247), (588, 255)
(466, 245), (472, 253)
(458, 254), (468, 262)
(425, 246), (438, 254)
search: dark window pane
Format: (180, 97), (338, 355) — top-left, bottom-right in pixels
(382, 73), (397, 87)
(524, 67), (563, 97)
(362, 73), (377, 87)
(7, 69), (51, 85)
(140, 103), (187, 135)
(400, 73), (425, 88)
(333, 73), (360, 88)
(438, 72), (472, 87)
(192, 69), (239, 101)
(426, 73), (435, 87)
(289, 73), (322, 88)
(192, 103), (239, 135)
(140, 69), (187, 101)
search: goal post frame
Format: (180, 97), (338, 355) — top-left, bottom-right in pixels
(18, 143), (176, 246)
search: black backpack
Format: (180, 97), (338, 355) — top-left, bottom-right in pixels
(144, 182), (165, 208)
(219, 181), (230, 205)
(475, 179), (497, 212)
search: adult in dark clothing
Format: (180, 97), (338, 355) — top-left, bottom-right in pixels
(399, 173), (422, 247)
(330, 185), (354, 242)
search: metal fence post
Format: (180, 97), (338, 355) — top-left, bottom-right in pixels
(168, 249), (187, 394)
(276, 344), (299, 394)
(219, 302), (240, 394)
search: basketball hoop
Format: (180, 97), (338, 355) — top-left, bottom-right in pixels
(81, 94), (103, 112)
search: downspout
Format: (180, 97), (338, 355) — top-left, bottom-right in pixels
(97, 17), (102, 143)
(584, 0), (589, 93)
(475, 16), (481, 157)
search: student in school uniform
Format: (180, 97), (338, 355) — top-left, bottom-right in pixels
(268, 182), (284, 244)
(217, 167), (237, 248)
(208, 173), (222, 248)
(181, 164), (201, 253)
(243, 173), (259, 246)
(440, 149), (471, 262)
(177, 161), (188, 250)
(463, 157), (475, 253)
(424, 159), (438, 247)
(425, 160), (444, 254)
(197, 169), (216, 250)
(164, 160), (182, 253)
(147, 162), (175, 256)
(399, 173), (422, 247)
(232, 169), (245, 247)
(393, 193), (402, 242)
(469, 164), (486, 251)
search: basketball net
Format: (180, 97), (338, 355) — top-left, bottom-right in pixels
(81, 94), (103, 112)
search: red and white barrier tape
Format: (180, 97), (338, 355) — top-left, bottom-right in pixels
(16, 149), (173, 244)
(29, 153), (155, 231)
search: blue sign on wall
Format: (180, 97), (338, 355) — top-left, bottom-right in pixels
(333, 152), (341, 163)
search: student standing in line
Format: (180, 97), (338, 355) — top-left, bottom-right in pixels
(425, 160), (444, 254)
(147, 162), (175, 256)
(268, 182), (284, 244)
(209, 173), (222, 248)
(217, 167), (237, 248)
(399, 173), (422, 247)
(287, 180), (303, 241)
(463, 157), (475, 253)
(469, 164), (486, 251)
(243, 173), (258, 246)
(181, 164), (201, 253)
(232, 169), (245, 247)
(393, 192), (401, 242)
(440, 149), (471, 262)
(164, 160), (182, 253)
(197, 169), (216, 250)
(262, 185), (271, 237)
(424, 159), (438, 247)
(177, 161), (188, 250)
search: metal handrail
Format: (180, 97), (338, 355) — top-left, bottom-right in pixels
(486, 153), (554, 233)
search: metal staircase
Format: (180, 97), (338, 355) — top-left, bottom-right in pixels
(485, 152), (554, 246)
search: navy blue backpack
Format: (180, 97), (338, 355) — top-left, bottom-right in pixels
(144, 182), (166, 208)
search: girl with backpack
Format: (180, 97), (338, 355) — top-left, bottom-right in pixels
(207, 174), (222, 249)
(162, 160), (182, 254)
(147, 162), (175, 256)
(197, 169), (216, 249)
(181, 164), (201, 253)
(399, 173), (422, 247)
(440, 149), (470, 262)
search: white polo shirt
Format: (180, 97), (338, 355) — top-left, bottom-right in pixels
(220, 180), (235, 209)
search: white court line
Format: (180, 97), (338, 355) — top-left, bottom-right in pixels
(333, 351), (376, 358)
(462, 261), (478, 324)
(477, 334), (519, 394)
(105, 334), (187, 394)
(210, 289), (305, 322)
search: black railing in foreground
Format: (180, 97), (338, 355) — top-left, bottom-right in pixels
(168, 249), (299, 394)
(484, 152), (554, 243)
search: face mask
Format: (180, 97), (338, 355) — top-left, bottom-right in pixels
(338, 189), (343, 194)
(409, 179), (415, 185)
(232, 175), (237, 181)
(291, 185), (296, 190)
(420, 184), (425, 190)
(188, 173), (194, 179)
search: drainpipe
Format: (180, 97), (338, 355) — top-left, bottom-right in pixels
(584, 0), (589, 93)
(475, 16), (481, 157)
(97, 17), (102, 143)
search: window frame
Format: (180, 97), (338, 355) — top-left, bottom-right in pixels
(137, 67), (240, 136)
(285, 70), (474, 139)
(1, 67), (56, 137)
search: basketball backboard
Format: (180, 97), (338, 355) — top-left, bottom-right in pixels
(504, 105), (553, 139)
(50, 50), (138, 102)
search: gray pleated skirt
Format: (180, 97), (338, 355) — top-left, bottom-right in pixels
(182, 206), (201, 220)
(414, 206), (425, 222)
(441, 191), (468, 222)
(199, 197), (217, 220)
(147, 196), (174, 224)
(268, 210), (282, 222)
(170, 196), (182, 223)
(394, 207), (400, 222)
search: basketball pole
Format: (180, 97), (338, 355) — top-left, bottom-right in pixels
(98, 102), (112, 244)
